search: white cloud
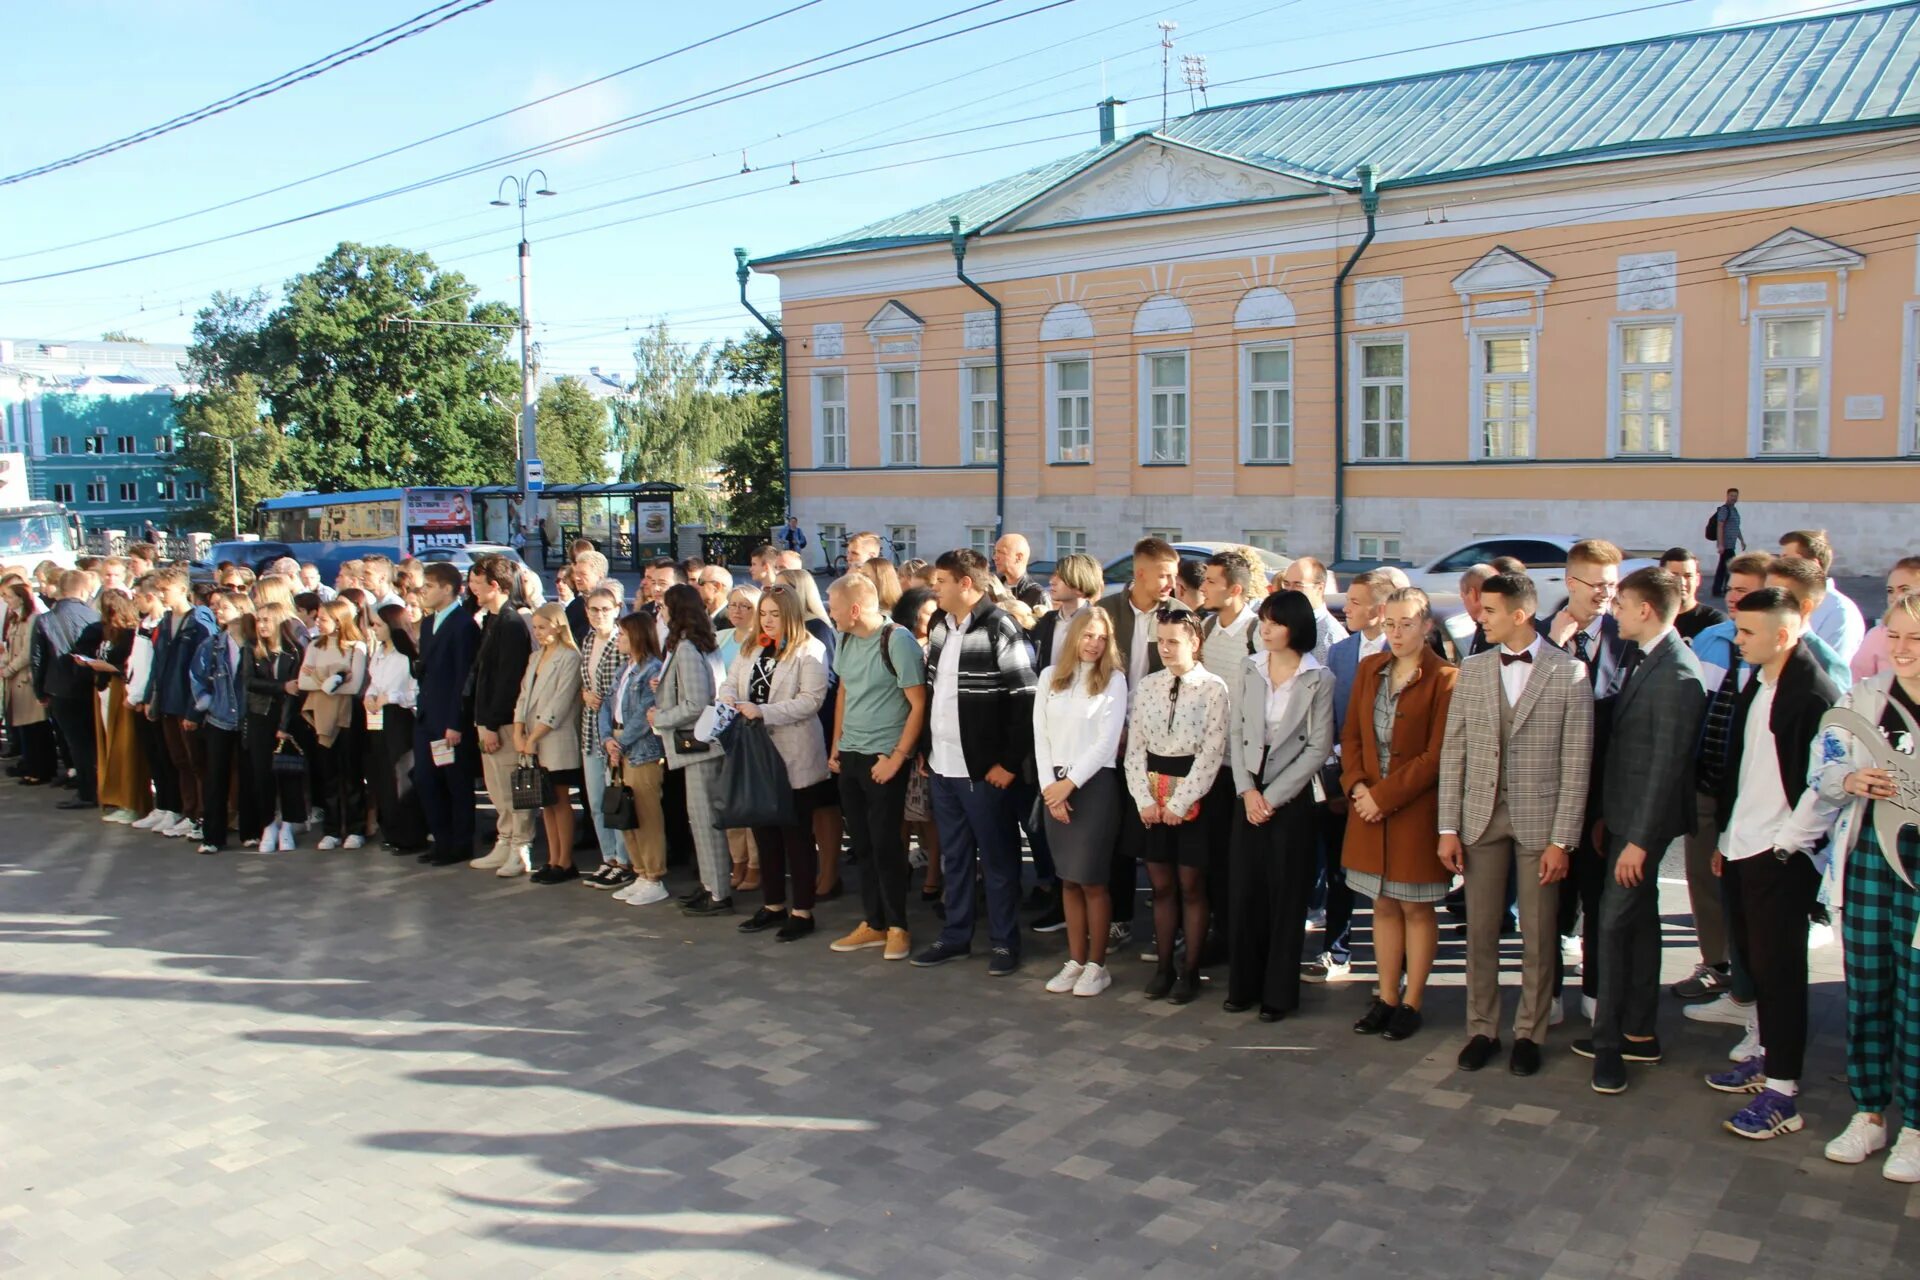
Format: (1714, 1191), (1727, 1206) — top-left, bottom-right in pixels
(500, 73), (632, 161)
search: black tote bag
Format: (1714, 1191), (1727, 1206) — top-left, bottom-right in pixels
(713, 716), (794, 829)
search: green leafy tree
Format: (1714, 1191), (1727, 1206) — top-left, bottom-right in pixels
(534, 375), (612, 484)
(612, 322), (751, 525)
(173, 374), (280, 533)
(715, 328), (785, 533)
(98, 330), (141, 343)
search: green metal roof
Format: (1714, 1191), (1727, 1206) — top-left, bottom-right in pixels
(758, 1), (1920, 265)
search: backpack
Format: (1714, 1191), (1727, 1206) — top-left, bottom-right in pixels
(843, 622), (902, 678)
(1705, 510), (1721, 541)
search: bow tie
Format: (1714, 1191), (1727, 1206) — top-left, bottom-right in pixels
(1500, 650), (1533, 666)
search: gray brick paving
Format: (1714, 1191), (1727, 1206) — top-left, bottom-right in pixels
(0, 789), (1915, 1278)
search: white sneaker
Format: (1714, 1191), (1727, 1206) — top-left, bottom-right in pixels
(258, 822), (279, 854)
(1562, 934), (1583, 969)
(624, 879), (670, 906)
(1885, 1127), (1920, 1183)
(1045, 960), (1085, 994)
(342, 834), (366, 850)
(495, 846), (530, 878)
(1686, 993), (1756, 1026)
(1072, 962), (1112, 997)
(1729, 1022), (1762, 1063)
(102, 808), (134, 824)
(1306, 908), (1327, 932)
(469, 848), (507, 870)
(316, 835), (341, 850)
(131, 809), (169, 831)
(1825, 1112), (1890, 1164)
(162, 815), (196, 838)
(276, 823), (295, 852)
(609, 879), (642, 902)
(183, 821), (203, 843)
(1581, 994), (1597, 1022)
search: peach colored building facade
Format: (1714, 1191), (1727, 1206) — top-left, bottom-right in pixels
(751, 10), (1920, 571)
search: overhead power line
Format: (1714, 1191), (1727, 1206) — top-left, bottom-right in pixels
(0, 0), (501, 188)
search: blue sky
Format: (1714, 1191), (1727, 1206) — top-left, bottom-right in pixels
(0, 0), (1863, 380)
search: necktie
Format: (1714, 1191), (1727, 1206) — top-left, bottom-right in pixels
(1500, 650), (1532, 666)
(1572, 630), (1591, 664)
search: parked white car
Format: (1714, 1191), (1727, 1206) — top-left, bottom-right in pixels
(1402, 534), (1658, 606)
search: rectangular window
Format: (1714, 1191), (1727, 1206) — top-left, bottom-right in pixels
(1053, 527), (1088, 560)
(51, 483), (74, 503)
(1756, 315), (1825, 455)
(1049, 358), (1092, 463)
(115, 435), (136, 454)
(887, 524), (917, 562)
(1243, 345), (1292, 462)
(884, 369), (919, 466)
(968, 525), (995, 559)
(184, 481), (206, 501)
(1614, 322), (1677, 455)
(1144, 527), (1183, 543)
(117, 482), (137, 502)
(1355, 532), (1403, 561)
(814, 372), (848, 468)
(157, 479), (175, 501)
(964, 364), (998, 464)
(1356, 340), (1407, 460)
(818, 522), (845, 562)
(1244, 530), (1288, 555)
(1143, 353), (1189, 464)
(83, 436), (103, 455)
(85, 481), (106, 503)
(154, 436), (173, 454)
(48, 436), (70, 455)
(1475, 333), (1534, 459)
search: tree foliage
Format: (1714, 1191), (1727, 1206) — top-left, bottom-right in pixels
(98, 330), (141, 343)
(613, 323), (750, 525)
(174, 374), (280, 533)
(715, 328), (785, 534)
(534, 376), (612, 484)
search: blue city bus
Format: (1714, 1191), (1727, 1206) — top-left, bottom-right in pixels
(254, 487), (476, 573)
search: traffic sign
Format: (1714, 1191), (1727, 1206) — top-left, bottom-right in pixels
(522, 459), (544, 492)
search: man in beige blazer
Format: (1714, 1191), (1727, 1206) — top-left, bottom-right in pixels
(1438, 572), (1594, 1077)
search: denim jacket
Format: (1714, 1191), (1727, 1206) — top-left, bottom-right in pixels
(597, 656), (664, 766)
(188, 631), (243, 731)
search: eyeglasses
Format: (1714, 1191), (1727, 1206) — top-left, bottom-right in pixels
(1568, 573), (1618, 595)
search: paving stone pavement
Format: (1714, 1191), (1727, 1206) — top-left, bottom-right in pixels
(1, 787), (1915, 1279)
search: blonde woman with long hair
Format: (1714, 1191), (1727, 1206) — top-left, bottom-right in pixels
(1032, 607), (1128, 997)
(298, 598), (369, 849)
(777, 565), (847, 900)
(245, 601), (306, 852)
(514, 602), (585, 884)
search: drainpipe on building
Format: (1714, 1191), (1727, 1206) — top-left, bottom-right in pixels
(1331, 163), (1378, 565)
(734, 248), (789, 530)
(949, 215), (1006, 539)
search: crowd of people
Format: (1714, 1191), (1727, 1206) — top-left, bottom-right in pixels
(2, 510), (1917, 1184)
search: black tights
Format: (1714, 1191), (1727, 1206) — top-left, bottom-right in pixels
(1147, 862), (1208, 976)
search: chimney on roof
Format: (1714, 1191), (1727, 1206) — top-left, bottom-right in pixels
(1098, 96), (1126, 146)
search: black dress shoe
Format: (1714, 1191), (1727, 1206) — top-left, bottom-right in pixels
(1509, 1039), (1542, 1076)
(677, 885), (705, 905)
(683, 893), (734, 917)
(1571, 1035), (1662, 1064)
(1221, 998), (1255, 1014)
(1592, 1049), (1629, 1094)
(774, 914), (816, 943)
(1144, 967), (1176, 1000)
(390, 844), (419, 858)
(1457, 1035), (1502, 1072)
(1258, 1007), (1285, 1023)
(1382, 1004), (1423, 1041)
(679, 889), (714, 913)
(1169, 970), (1200, 1005)
(57, 797), (93, 810)
(530, 864), (580, 885)
(1353, 999), (1394, 1035)
(920, 886), (943, 902)
(738, 906), (788, 933)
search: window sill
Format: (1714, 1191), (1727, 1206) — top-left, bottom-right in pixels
(1048, 459), (1093, 467)
(1140, 460), (1190, 468)
(1242, 458), (1294, 467)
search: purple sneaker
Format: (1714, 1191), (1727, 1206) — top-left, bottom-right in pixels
(1724, 1088), (1803, 1140)
(1706, 1056), (1767, 1094)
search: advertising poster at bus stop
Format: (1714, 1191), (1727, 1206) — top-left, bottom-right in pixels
(634, 498), (673, 558)
(406, 489), (474, 553)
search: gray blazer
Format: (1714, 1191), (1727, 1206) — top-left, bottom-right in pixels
(513, 647), (583, 772)
(653, 639), (725, 769)
(1600, 629), (1706, 850)
(1438, 640), (1594, 851)
(725, 636), (830, 789)
(1229, 657), (1335, 808)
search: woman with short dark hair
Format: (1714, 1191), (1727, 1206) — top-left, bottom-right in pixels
(653, 583), (735, 916)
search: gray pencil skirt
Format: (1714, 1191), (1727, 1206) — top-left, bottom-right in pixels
(1044, 766), (1122, 886)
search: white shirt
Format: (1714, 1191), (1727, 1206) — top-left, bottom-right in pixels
(929, 610), (972, 779)
(1200, 604), (1259, 706)
(1722, 679), (1790, 860)
(1811, 584), (1866, 666)
(365, 645), (418, 711)
(1256, 650), (1324, 742)
(1031, 665), (1128, 788)
(1499, 634), (1545, 707)
(1127, 599), (1156, 690)
(1355, 629), (1388, 661)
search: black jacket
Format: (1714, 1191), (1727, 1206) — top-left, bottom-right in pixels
(918, 595), (1037, 780)
(1715, 641), (1840, 835)
(31, 597), (100, 701)
(244, 648), (302, 729)
(471, 606), (532, 731)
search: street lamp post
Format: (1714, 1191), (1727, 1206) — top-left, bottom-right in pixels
(490, 170), (555, 540)
(195, 432), (239, 537)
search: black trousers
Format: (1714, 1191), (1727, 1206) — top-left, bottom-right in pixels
(314, 732), (366, 839)
(1711, 546), (1734, 598)
(14, 720), (55, 782)
(246, 713), (305, 826)
(1227, 793), (1318, 1013)
(1723, 852), (1820, 1081)
(1556, 831), (1608, 999)
(1109, 786), (1140, 926)
(1592, 833), (1662, 1052)
(413, 726), (475, 855)
(199, 723), (252, 847)
(48, 695), (95, 802)
(136, 709), (178, 814)
(839, 752), (910, 932)
(369, 709), (428, 849)
(1317, 791), (1356, 964)
(1202, 769), (1238, 957)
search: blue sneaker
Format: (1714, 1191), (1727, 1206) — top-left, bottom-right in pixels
(909, 940), (971, 969)
(1724, 1088), (1804, 1140)
(1706, 1056), (1767, 1094)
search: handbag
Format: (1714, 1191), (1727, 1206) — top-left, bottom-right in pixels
(510, 755), (553, 810)
(673, 726), (711, 755)
(601, 781), (639, 831)
(713, 716), (793, 829)
(271, 737), (306, 777)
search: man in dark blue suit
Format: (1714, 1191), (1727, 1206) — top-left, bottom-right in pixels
(413, 562), (480, 865)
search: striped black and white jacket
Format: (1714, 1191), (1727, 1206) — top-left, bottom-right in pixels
(922, 595), (1037, 781)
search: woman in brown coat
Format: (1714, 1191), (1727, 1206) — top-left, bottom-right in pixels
(82, 591), (151, 821)
(1341, 587), (1458, 1042)
(3, 580), (54, 784)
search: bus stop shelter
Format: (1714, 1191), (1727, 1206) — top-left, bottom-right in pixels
(471, 481), (681, 572)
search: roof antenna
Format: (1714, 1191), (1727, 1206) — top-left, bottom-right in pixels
(789, 161), (800, 186)
(1157, 21), (1178, 129)
(740, 150), (752, 174)
(1180, 52), (1209, 112)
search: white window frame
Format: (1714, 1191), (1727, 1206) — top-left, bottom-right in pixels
(1144, 526), (1183, 543)
(1244, 530), (1288, 555)
(157, 478), (176, 501)
(85, 481), (106, 503)
(1138, 348), (1190, 465)
(967, 525), (995, 559)
(1607, 317), (1682, 457)
(117, 482), (137, 502)
(887, 524), (917, 563)
(48, 436), (70, 455)
(115, 435), (137, 454)
(961, 361), (998, 465)
(1902, 303), (1920, 456)
(818, 522), (846, 562)
(1350, 334), (1409, 461)
(1748, 308), (1831, 458)
(184, 481), (206, 501)
(813, 370), (848, 469)
(51, 482), (74, 503)
(1241, 341), (1293, 464)
(83, 436), (103, 455)
(1052, 527), (1088, 560)
(1470, 328), (1537, 460)
(880, 365), (919, 467)
(1352, 531), (1404, 562)
(154, 435), (173, 454)
(1047, 354), (1093, 464)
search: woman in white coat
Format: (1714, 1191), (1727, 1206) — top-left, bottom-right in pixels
(725, 583), (829, 943)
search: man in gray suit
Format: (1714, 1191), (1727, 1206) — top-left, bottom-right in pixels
(1439, 572), (1594, 1078)
(1574, 567), (1707, 1094)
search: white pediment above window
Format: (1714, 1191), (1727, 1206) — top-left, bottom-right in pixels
(1451, 246), (1554, 297)
(1235, 286), (1295, 329)
(864, 300), (924, 354)
(1134, 295), (1192, 336)
(1725, 228), (1865, 321)
(989, 139), (1332, 233)
(1039, 301), (1093, 342)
